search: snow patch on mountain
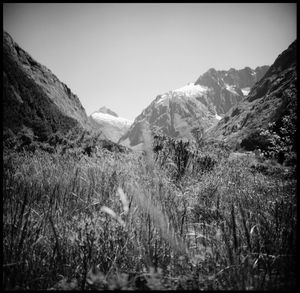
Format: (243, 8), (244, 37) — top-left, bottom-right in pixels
(215, 113), (222, 120)
(225, 84), (239, 95)
(91, 112), (132, 128)
(174, 82), (209, 96)
(241, 87), (251, 96)
(155, 83), (209, 106)
(156, 94), (169, 106)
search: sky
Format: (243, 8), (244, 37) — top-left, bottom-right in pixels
(3, 3), (297, 120)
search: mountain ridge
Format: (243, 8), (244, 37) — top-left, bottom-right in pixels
(119, 65), (269, 148)
(90, 107), (132, 142)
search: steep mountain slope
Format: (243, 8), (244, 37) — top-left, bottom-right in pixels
(119, 66), (269, 148)
(3, 31), (90, 139)
(90, 107), (132, 142)
(119, 83), (219, 148)
(208, 40), (297, 151)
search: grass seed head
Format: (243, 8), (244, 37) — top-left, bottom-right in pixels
(100, 206), (125, 227)
(117, 187), (129, 215)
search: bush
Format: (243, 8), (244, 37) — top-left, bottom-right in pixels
(48, 132), (65, 146)
(240, 130), (272, 151)
(16, 126), (35, 149)
(33, 120), (53, 141)
(3, 128), (17, 149)
(241, 119), (297, 167)
(195, 154), (217, 173)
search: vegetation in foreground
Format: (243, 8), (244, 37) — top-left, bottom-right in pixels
(2, 128), (297, 290)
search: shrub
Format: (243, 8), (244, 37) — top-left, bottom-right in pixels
(240, 129), (272, 151)
(3, 128), (17, 149)
(32, 120), (53, 142)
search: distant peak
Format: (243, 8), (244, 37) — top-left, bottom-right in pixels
(96, 106), (118, 117)
(208, 68), (217, 73)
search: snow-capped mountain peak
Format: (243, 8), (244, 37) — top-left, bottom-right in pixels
(90, 107), (133, 142)
(155, 82), (209, 106)
(119, 81), (218, 148)
(93, 106), (118, 117)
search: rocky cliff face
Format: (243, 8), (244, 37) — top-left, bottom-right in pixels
(90, 107), (132, 142)
(208, 41), (296, 149)
(119, 66), (269, 149)
(194, 66), (269, 115)
(3, 31), (90, 138)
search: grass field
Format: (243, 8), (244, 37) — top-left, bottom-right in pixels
(2, 138), (297, 290)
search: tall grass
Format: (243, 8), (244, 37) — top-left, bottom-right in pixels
(2, 138), (297, 290)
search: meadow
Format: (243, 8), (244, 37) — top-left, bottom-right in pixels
(2, 132), (297, 290)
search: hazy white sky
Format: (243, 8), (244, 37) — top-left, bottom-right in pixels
(3, 3), (296, 120)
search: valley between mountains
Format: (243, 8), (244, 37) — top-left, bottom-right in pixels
(3, 31), (297, 290)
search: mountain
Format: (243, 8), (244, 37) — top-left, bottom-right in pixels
(90, 107), (132, 142)
(208, 41), (297, 152)
(3, 31), (90, 140)
(119, 66), (269, 149)
(119, 83), (220, 149)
